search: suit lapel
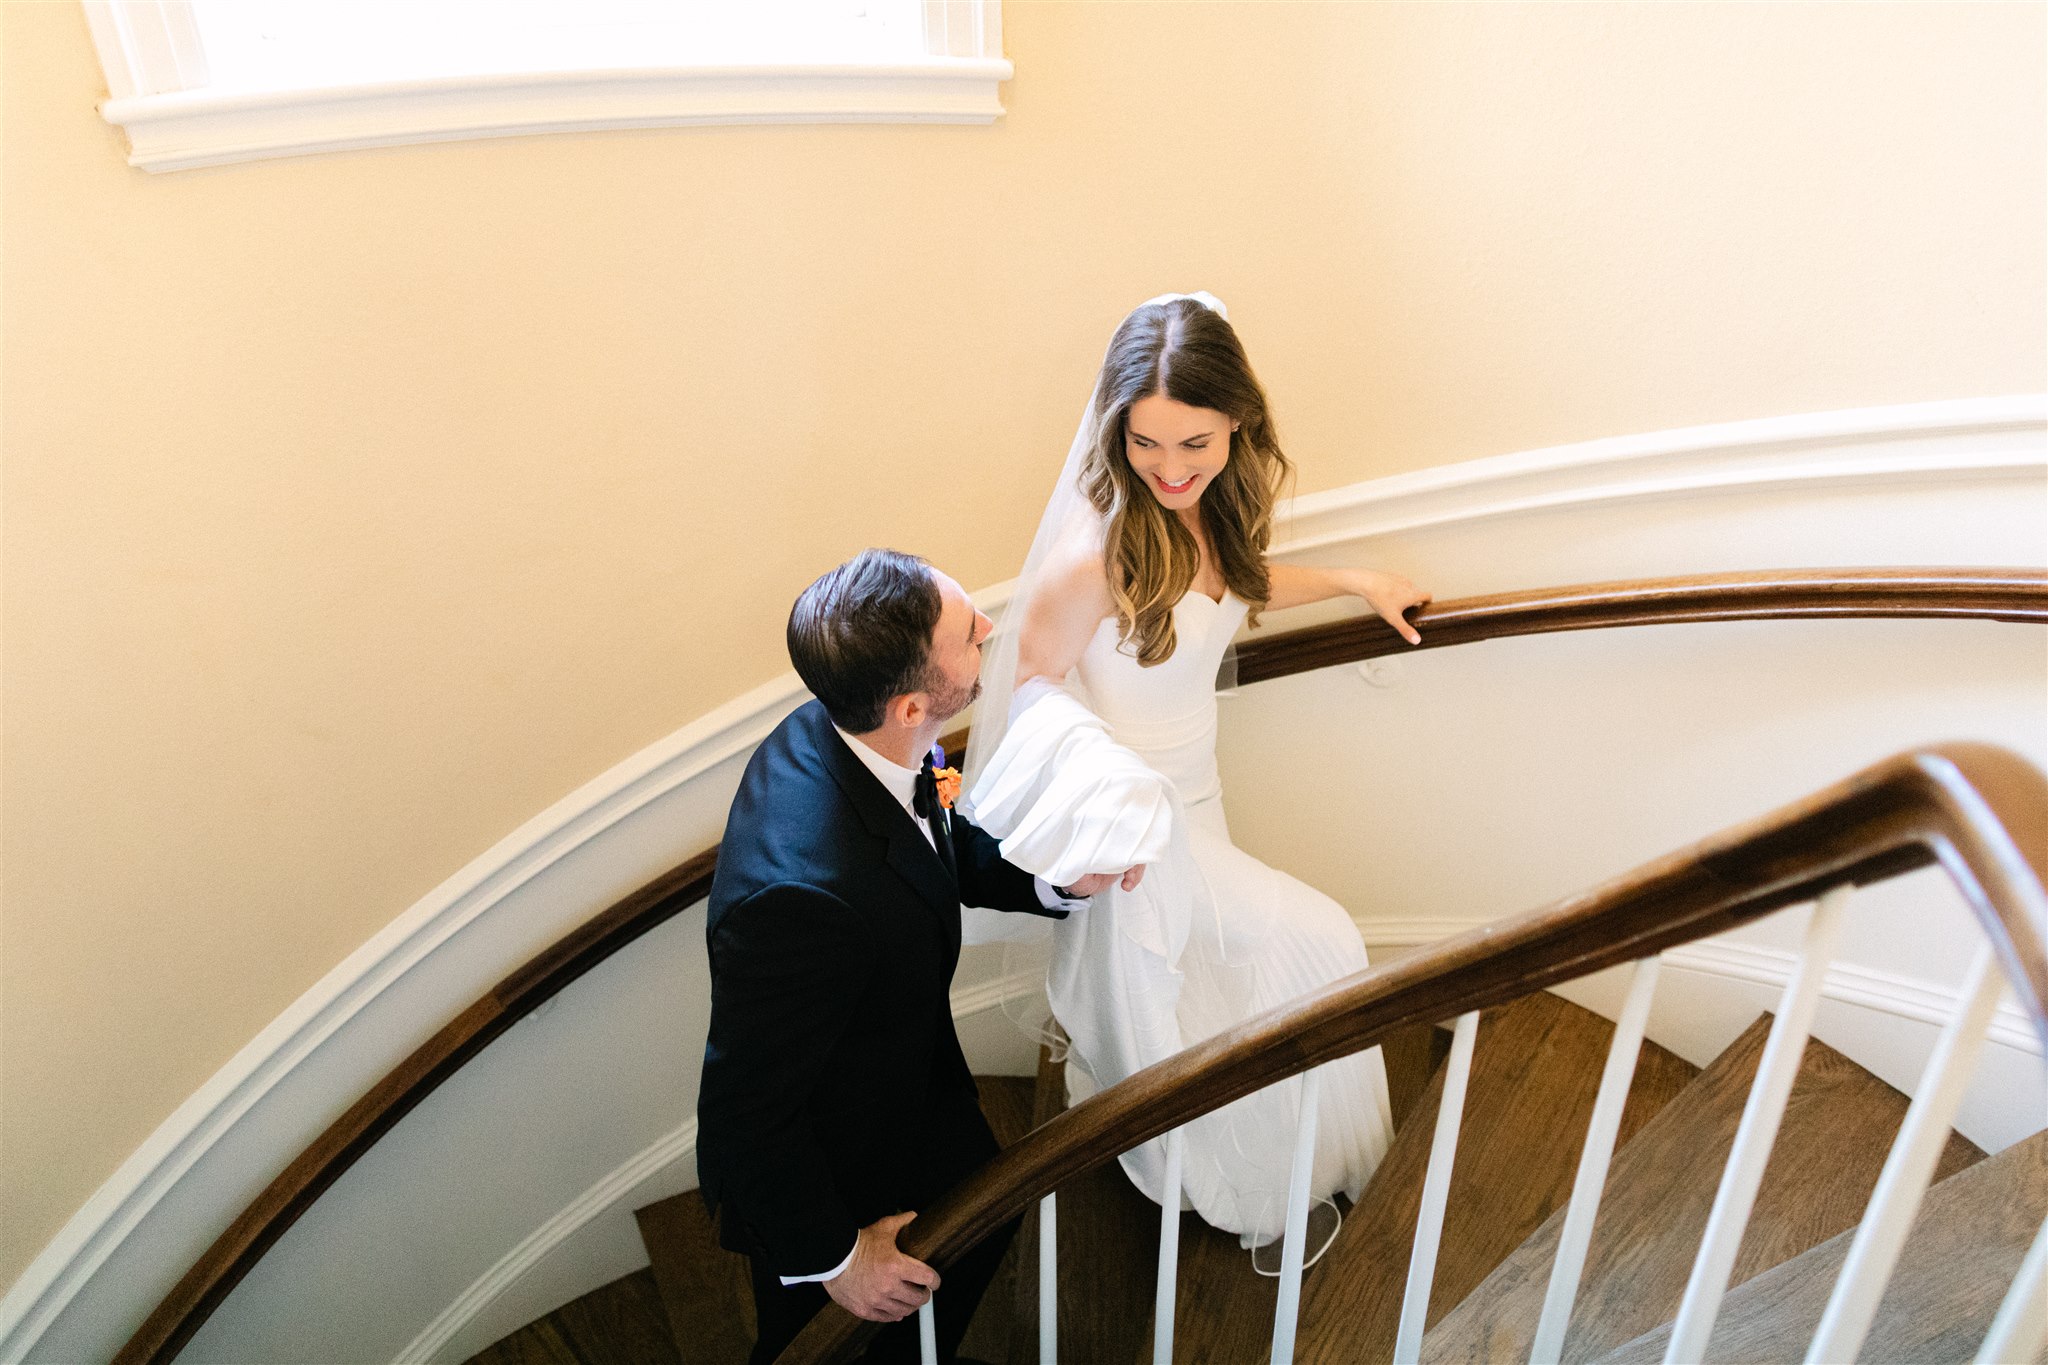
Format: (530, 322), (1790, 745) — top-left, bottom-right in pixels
(806, 709), (959, 920)
(929, 802), (958, 879)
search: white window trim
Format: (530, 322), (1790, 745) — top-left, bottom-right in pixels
(81, 0), (1009, 173)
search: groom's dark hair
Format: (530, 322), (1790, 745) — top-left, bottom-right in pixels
(787, 548), (945, 732)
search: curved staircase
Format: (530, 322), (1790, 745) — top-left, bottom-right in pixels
(94, 570), (2045, 1365)
(468, 991), (2039, 1363)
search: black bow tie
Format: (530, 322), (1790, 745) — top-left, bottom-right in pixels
(912, 754), (940, 821)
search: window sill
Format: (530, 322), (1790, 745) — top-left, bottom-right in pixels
(98, 59), (1013, 173)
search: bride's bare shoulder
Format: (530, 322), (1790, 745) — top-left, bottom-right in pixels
(1035, 524), (1113, 615)
(1015, 523), (1115, 682)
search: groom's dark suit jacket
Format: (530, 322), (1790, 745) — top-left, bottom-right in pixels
(697, 699), (1063, 1277)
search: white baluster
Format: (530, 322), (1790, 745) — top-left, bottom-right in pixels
(1154, 1127), (1186, 1365)
(1664, 885), (1853, 1365)
(1270, 1068), (1325, 1364)
(1530, 955), (1664, 1365)
(1806, 944), (2003, 1363)
(919, 1298), (937, 1365)
(1395, 1010), (1481, 1365)
(1039, 1191), (1057, 1365)
(1977, 1215), (2048, 1365)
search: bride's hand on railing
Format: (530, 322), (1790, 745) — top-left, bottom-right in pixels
(1354, 569), (1431, 645)
(1262, 562), (1430, 638)
(823, 1212), (940, 1323)
(1063, 865), (1147, 897)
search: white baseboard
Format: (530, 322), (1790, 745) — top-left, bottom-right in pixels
(1363, 918), (2042, 1057)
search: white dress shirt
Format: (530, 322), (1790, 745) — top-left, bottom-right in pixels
(779, 728), (1086, 1286)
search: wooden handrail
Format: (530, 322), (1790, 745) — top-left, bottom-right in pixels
(114, 567), (2048, 1364)
(1232, 567), (2048, 685)
(780, 742), (2048, 1362)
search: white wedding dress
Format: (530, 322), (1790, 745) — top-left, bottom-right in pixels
(966, 586), (1395, 1247)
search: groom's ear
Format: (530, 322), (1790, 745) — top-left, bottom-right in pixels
(884, 690), (926, 731)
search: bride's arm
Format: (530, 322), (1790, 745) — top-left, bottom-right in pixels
(1015, 542), (1116, 688)
(1264, 562), (1431, 645)
(1005, 545), (1144, 896)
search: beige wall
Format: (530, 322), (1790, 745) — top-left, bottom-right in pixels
(2, 0), (2040, 1291)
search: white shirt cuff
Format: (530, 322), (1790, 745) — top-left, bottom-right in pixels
(779, 1241), (857, 1286)
(1035, 876), (1090, 911)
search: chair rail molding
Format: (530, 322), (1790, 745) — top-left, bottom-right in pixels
(4, 393), (2041, 1365)
(1276, 395), (2046, 552)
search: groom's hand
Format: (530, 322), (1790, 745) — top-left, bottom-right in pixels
(825, 1211), (940, 1322)
(1063, 865), (1146, 897)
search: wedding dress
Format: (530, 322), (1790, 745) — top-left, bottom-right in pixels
(965, 584), (1395, 1248)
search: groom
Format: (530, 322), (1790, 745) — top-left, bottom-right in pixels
(697, 548), (1135, 1365)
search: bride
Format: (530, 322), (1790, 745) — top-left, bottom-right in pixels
(960, 292), (1431, 1261)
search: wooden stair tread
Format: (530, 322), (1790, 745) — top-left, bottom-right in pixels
(1380, 1020), (1456, 1133)
(1292, 991), (1699, 1365)
(1592, 1127), (2048, 1365)
(633, 1192), (753, 1365)
(1147, 1020), (1446, 1362)
(955, 1075), (1036, 1365)
(1422, 1014), (1986, 1363)
(1143, 1210), (1280, 1364)
(461, 1268), (681, 1365)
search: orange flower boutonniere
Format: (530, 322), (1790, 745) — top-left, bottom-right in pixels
(933, 765), (961, 811)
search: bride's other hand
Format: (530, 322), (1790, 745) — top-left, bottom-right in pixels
(1356, 569), (1431, 645)
(1065, 865), (1146, 897)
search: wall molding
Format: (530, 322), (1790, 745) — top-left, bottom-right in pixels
(83, 0), (1011, 172)
(397, 1116), (701, 1365)
(1279, 396), (2046, 552)
(1662, 938), (2043, 1057)
(5, 395), (2040, 1364)
(101, 62), (1015, 174)
(1365, 917), (2041, 1056)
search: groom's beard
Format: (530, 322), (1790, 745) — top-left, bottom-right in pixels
(926, 675), (982, 726)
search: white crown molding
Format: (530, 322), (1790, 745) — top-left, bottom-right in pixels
(80, 0), (209, 102)
(5, 395), (2040, 1364)
(1277, 396), (2047, 554)
(100, 60), (1014, 173)
(395, 969), (1042, 1363)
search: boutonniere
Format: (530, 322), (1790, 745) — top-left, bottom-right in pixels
(928, 744), (962, 811)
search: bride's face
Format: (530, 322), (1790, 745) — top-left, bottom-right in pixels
(1124, 394), (1236, 512)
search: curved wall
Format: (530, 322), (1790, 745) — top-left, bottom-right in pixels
(3, 0), (2043, 1341)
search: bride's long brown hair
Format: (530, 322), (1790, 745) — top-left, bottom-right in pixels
(1081, 298), (1292, 666)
